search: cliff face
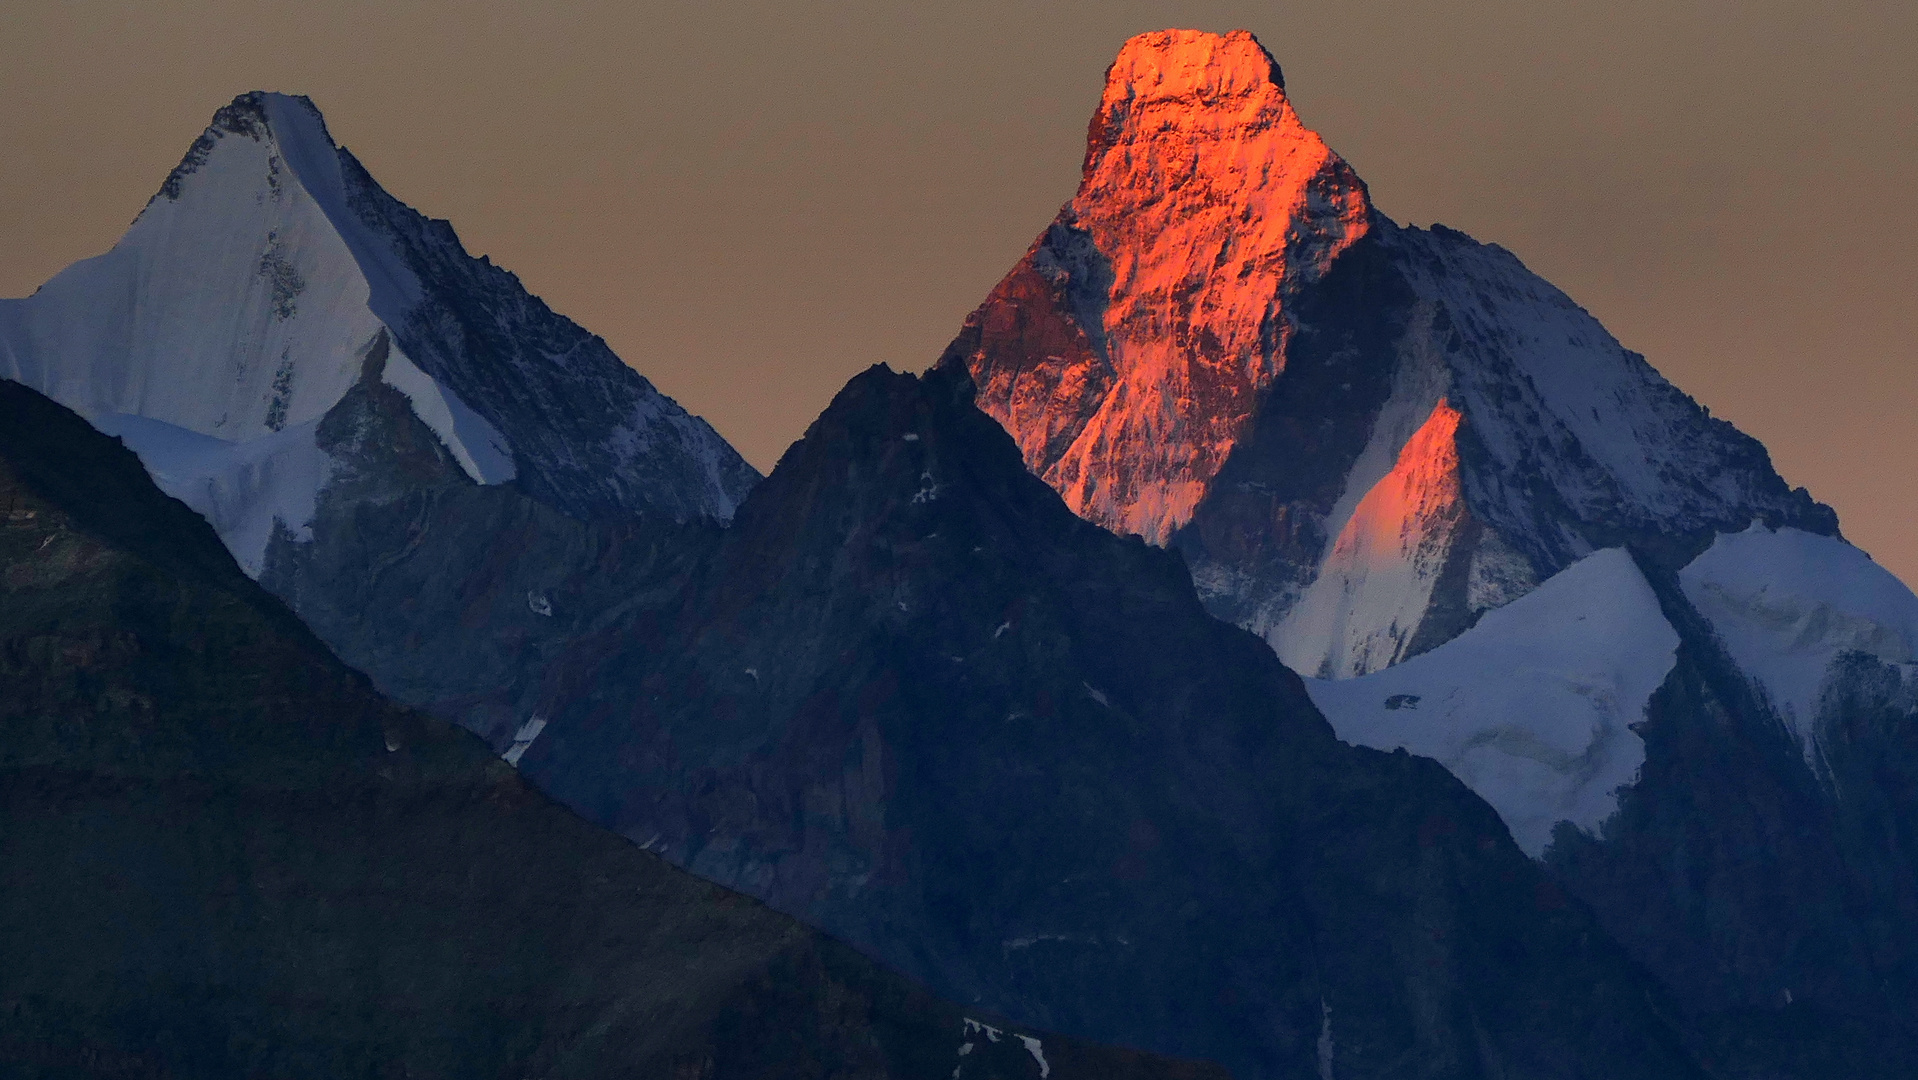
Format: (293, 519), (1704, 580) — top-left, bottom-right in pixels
(0, 377), (1212, 1080)
(943, 29), (1371, 546)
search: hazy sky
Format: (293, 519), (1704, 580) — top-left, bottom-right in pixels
(3, 1), (1914, 580)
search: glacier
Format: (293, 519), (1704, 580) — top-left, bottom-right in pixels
(1307, 547), (1679, 856)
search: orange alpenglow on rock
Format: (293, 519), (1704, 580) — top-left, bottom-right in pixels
(942, 28), (1372, 544)
(1278, 398), (1468, 677)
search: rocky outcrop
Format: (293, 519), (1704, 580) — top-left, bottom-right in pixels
(941, 29), (1371, 546)
(0, 376), (1215, 1080)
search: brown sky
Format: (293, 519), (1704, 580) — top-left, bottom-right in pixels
(3, 1), (1914, 582)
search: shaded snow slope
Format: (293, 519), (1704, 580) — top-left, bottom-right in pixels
(1680, 525), (1918, 768)
(1200, 221), (1834, 678)
(1306, 547), (1679, 856)
(90, 412), (336, 574)
(1, 92), (755, 572)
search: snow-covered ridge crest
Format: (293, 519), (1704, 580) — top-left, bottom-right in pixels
(943, 28), (1372, 544)
(1, 91), (757, 573)
(1681, 524), (1918, 770)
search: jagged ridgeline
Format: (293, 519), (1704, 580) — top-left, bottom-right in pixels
(0, 377), (1220, 1079)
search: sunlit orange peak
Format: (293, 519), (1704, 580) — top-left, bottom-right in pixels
(954, 27), (1372, 545)
(1102, 28), (1286, 101)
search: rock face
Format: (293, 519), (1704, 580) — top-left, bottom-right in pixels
(0, 92), (756, 577)
(946, 29), (1370, 547)
(0, 376), (1217, 1080)
(940, 32), (1832, 680)
(508, 364), (1704, 1080)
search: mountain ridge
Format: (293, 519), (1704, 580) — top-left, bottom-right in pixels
(0, 372), (1215, 1080)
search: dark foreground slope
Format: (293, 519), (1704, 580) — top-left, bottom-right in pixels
(517, 365), (1703, 1080)
(0, 378), (1216, 1080)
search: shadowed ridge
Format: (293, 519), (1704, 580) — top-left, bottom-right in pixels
(520, 359), (1707, 1080)
(0, 375), (1221, 1080)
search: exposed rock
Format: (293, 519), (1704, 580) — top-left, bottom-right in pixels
(0, 376), (1216, 1080)
(509, 364), (1704, 1080)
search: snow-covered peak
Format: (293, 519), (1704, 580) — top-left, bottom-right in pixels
(1681, 525), (1918, 766)
(2, 91), (757, 573)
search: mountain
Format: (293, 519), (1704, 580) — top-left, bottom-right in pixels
(13, 33), (1917, 1080)
(0, 374), (1218, 1080)
(943, 27), (1918, 1076)
(0, 91), (756, 578)
(504, 363), (1704, 1080)
(939, 29), (1833, 680)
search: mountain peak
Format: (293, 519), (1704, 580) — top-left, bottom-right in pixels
(156, 91), (331, 204)
(948, 29), (1371, 544)
(1103, 28), (1284, 99)
(5, 86), (758, 575)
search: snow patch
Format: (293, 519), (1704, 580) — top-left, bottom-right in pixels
(1680, 525), (1918, 765)
(963, 1018), (1002, 1042)
(1016, 1034), (1050, 1078)
(1307, 547), (1679, 856)
(1275, 399), (1465, 677)
(502, 715), (548, 767)
(1317, 999), (1334, 1080)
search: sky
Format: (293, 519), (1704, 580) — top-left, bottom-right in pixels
(2, 1), (1914, 581)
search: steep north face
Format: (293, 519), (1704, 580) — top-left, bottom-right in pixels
(0, 92), (757, 576)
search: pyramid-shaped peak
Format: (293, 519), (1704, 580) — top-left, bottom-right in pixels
(199, 90), (329, 135)
(1105, 28), (1285, 101)
(156, 90), (338, 203)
